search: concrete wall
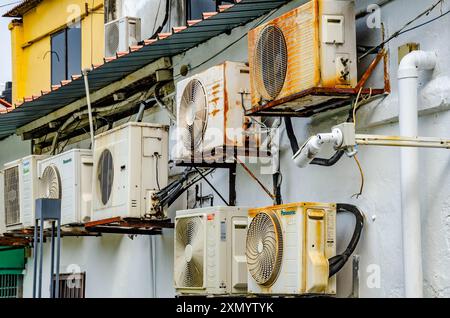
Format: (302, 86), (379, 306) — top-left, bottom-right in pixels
(14, 0), (450, 298)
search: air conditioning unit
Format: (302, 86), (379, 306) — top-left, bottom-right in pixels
(174, 206), (248, 296)
(175, 61), (260, 162)
(105, 16), (141, 57)
(2, 155), (47, 232)
(247, 202), (337, 296)
(248, 0), (357, 114)
(92, 122), (169, 221)
(37, 149), (93, 226)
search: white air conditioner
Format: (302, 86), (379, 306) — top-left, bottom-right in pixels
(92, 122), (169, 221)
(37, 149), (93, 226)
(175, 61), (261, 161)
(2, 155), (47, 232)
(247, 202), (337, 296)
(105, 16), (141, 57)
(174, 206), (248, 296)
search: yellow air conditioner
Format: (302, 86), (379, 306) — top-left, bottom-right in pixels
(247, 202), (337, 296)
(248, 0), (357, 115)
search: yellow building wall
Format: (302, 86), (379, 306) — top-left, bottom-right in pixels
(10, 0), (104, 106)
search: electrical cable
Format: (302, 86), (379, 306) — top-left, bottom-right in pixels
(359, 0), (446, 60)
(149, 0), (170, 40)
(329, 204), (365, 278)
(352, 155), (365, 199)
(155, 154), (161, 191)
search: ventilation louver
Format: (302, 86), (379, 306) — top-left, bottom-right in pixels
(174, 216), (205, 288)
(246, 211), (283, 287)
(178, 79), (208, 153)
(40, 165), (61, 199)
(4, 166), (20, 226)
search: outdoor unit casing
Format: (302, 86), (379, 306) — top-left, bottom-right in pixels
(248, 0), (357, 112)
(105, 16), (141, 57)
(174, 207), (248, 296)
(92, 122), (169, 221)
(247, 203), (337, 296)
(175, 61), (260, 161)
(2, 155), (47, 231)
(38, 149), (93, 226)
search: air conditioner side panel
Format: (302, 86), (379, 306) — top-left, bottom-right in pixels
(21, 158), (38, 228)
(141, 125), (169, 217)
(319, 0), (357, 88)
(201, 64), (226, 154)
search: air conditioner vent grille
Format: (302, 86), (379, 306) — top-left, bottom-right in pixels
(254, 25), (288, 100)
(246, 211), (283, 287)
(40, 165), (61, 199)
(178, 79), (208, 152)
(175, 216), (205, 289)
(105, 22), (120, 57)
(97, 149), (114, 206)
(4, 166), (20, 226)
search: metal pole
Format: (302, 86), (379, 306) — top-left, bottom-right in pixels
(82, 69), (95, 150)
(38, 218), (44, 298)
(355, 134), (450, 149)
(50, 221), (55, 298)
(32, 219), (38, 299)
(55, 219), (61, 299)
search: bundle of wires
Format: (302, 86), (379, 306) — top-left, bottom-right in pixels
(153, 167), (216, 212)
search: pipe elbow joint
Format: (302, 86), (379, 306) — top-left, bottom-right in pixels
(398, 51), (437, 79)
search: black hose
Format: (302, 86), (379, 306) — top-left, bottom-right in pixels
(311, 150), (346, 167)
(284, 117), (299, 155)
(329, 204), (365, 277)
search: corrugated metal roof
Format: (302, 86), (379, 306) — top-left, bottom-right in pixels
(0, 0), (291, 140)
(3, 0), (43, 18)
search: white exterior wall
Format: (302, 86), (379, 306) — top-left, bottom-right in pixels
(3, 0), (449, 298)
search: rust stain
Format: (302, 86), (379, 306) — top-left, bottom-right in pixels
(210, 108), (220, 117)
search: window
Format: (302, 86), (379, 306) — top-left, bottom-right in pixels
(51, 24), (82, 86)
(186, 0), (235, 20)
(52, 272), (86, 298)
(0, 274), (23, 298)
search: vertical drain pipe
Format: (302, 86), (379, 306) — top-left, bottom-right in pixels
(82, 68), (95, 150)
(398, 51), (437, 298)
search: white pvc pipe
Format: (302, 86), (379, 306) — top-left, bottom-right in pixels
(398, 51), (437, 298)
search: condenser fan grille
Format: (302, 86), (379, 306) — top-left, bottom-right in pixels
(246, 211), (283, 287)
(97, 149), (114, 206)
(40, 165), (61, 199)
(179, 79), (208, 153)
(106, 22), (120, 56)
(4, 166), (20, 226)
(174, 216), (205, 289)
(255, 25), (288, 100)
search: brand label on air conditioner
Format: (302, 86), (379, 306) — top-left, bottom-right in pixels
(63, 158), (72, 165)
(281, 209), (296, 216)
(23, 160), (30, 175)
